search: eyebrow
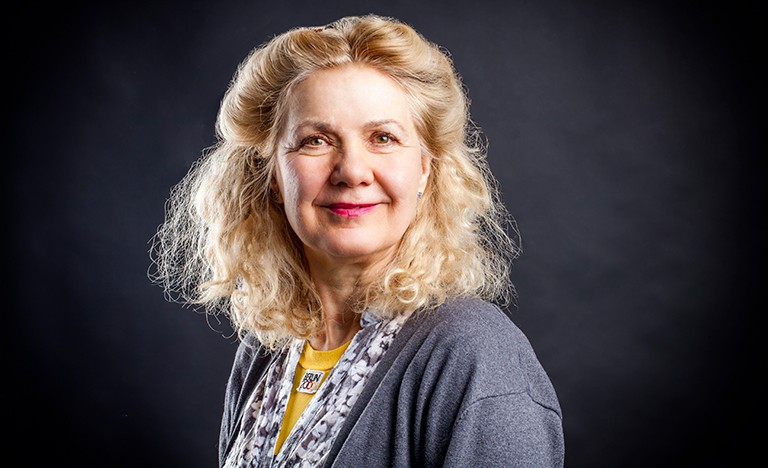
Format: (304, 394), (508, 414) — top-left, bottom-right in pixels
(291, 119), (408, 135)
(362, 119), (408, 134)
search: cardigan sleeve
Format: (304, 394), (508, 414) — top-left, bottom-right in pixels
(443, 391), (564, 467)
(430, 300), (564, 467)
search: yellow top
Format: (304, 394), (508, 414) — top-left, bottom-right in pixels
(274, 339), (351, 454)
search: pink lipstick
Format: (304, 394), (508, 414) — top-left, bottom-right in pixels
(327, 203), (378, 217)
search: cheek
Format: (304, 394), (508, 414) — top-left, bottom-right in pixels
(279, 160), (325, 206)
(387, 161), (426, 199)
(276, 165), (311, 235)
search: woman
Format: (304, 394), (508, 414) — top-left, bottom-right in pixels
(151, 14), (564, 467)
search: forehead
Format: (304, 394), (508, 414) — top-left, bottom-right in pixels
(282, 64), (415, 129)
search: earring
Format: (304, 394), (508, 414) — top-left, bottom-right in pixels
(270, 190), (281, 203)
(417, 191), (423, 201)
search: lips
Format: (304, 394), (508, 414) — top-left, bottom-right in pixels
(325, 203), (378, 217)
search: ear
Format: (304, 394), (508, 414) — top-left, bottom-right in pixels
(269, 178), (283, 204)
(418, 153), (431, 193)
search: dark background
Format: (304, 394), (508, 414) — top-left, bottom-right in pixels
(8, 1), (762, 466)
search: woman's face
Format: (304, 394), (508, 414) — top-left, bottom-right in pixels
(273, 64), (430, 272)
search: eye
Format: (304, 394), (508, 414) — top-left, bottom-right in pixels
(290, 134), (335, 155)
(302, 136), (328, 147)
(371, 132), (397, 145)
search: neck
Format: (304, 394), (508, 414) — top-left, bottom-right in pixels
(306, 254), (386, 351)
(309, 313), (361, 351)
(308, 273), (364, 351)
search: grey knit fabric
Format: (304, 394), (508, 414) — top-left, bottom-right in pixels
(219, 298), (564, 467)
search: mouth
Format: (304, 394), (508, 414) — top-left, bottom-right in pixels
(325, 203), (379, 217)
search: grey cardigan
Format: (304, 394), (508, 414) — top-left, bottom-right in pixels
(219, 297), (564, 467)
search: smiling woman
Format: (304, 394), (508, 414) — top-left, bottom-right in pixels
(274, 65), (430, 286)
(150, 14), (564, 467)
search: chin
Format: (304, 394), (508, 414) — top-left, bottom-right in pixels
(326, 244), (387, 260)
(314, 237), (396, 264)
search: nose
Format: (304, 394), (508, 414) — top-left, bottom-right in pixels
(329, 142), (374, 187)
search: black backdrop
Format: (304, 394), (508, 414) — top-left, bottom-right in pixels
(8, 1), (762, 466)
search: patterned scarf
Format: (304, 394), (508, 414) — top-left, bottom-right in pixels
(223, 311), (407, 467)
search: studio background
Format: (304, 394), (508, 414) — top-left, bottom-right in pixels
(8, 1), (761, 466)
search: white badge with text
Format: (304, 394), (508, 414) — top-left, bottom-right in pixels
(297, 369), (325, 394)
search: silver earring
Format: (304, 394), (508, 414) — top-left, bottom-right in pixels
(417, 191), (423, 201)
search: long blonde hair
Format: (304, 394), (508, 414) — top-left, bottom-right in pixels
(149, 14), (519, 349)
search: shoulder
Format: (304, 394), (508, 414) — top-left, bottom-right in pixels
(402, 297), (561, 414)
(223, 334), (280, 417)
(229, 334), (278, 387)
(415, 297), (531, 355)
(232, 333), (270, 366)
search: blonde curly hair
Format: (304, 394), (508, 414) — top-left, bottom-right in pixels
(149, 14), (519, 349)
